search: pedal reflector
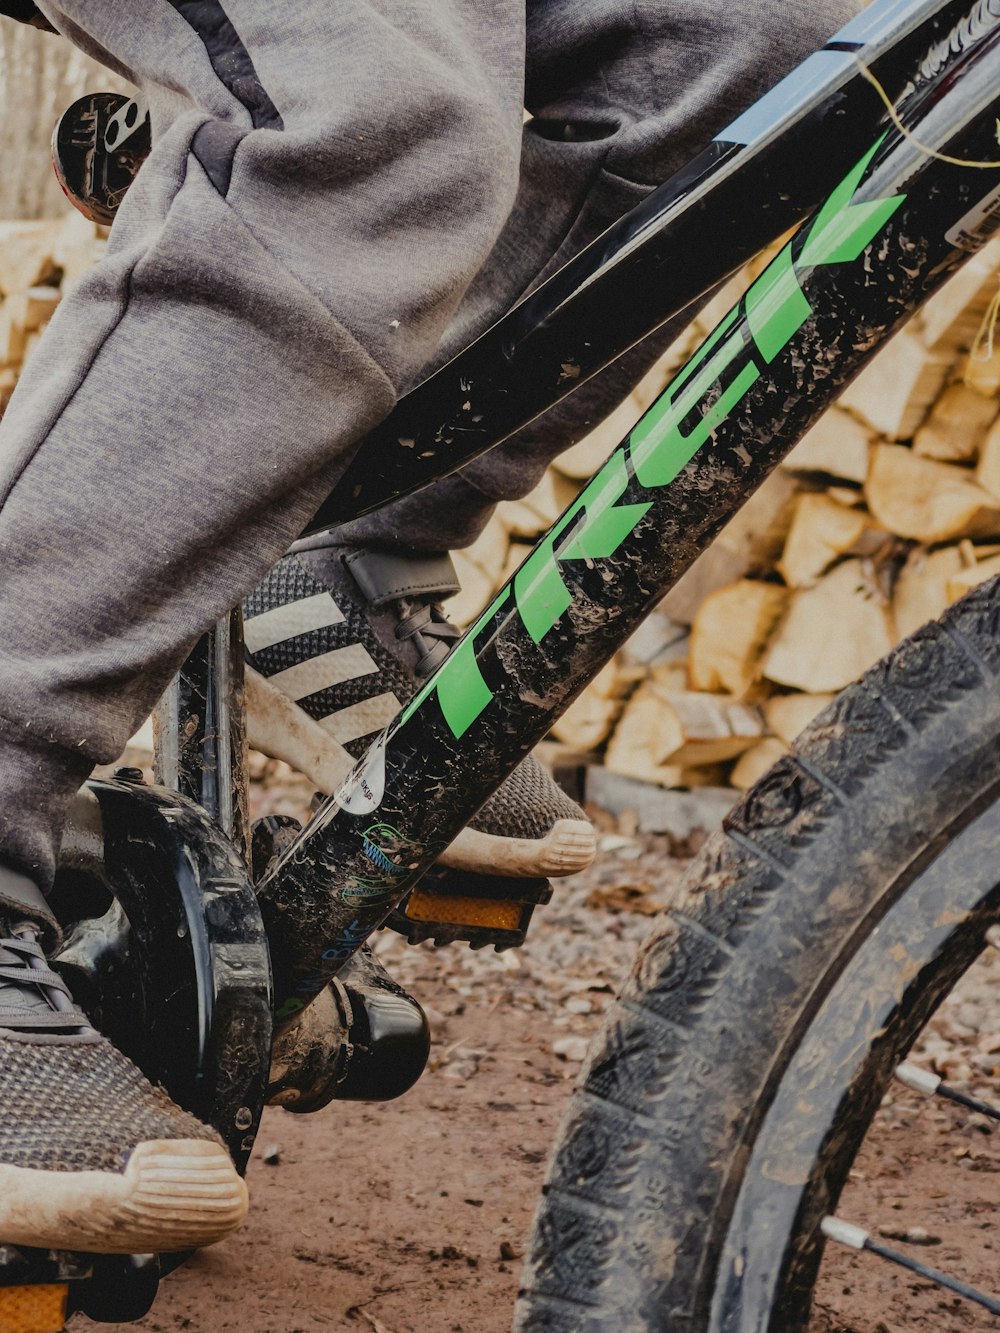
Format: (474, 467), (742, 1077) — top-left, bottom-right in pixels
(404, 890), (522, 931)
(0, 1284), (67, 1333)
(385, 870), (553, 950)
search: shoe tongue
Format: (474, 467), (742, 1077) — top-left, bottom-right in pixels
(345, 548), (461, 608)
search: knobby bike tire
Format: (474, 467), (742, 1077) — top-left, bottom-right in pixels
(515, 574), (1000, 1333)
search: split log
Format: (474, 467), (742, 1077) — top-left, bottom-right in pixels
(762, 558), (895, 693)
(974, 414), (1000, 500)
(656, 542), (749, 627)
(631, 326), (702, 410)
(449, 549), (500, 629)
(911, 381), (998, 462)
(0, 308), (27, 367)
(497, 469), (576, 538)
(780, 407), (870, 484)
(648, 660), (691, 695)
(691, 271), (756, 341)
(496, 498), (546, 542)
(777, 492), (883, 588)
(605, 680), (763, 786)
(21, 329), (42, 371)
(0, 220), (60, 296)
(618, 610), (689, 669)
(449, 510), (513, 627)
(661, 692), (764, 767)
(826, 485), (866, 508)
(549, 660), (631, 751)
(918, 237), (1000, 353)
(688, 579), (787, 696)
(963, 345), (1000, 398)
(763, 692), (837, 745)
(498, 540), (532, 593)
(840, 330), (953, 440)
(604, 680), (692, 789)
(945, 550), (1000, 603)
(0, 367), (17, 412)
(892, 544), (965, 639)
(51, 210), (105, 288)
(465, 509), (510, 583)
(555, 247), (780, 483)
(658, 469), (800, 624)
(553, 391), (644, 481)
(547, 469), (579, 517)
(6, 285), (60, 335)
(731, 738), (787, 791)
(958, 538), (1000, 563)
(866, 443), (1000, 543)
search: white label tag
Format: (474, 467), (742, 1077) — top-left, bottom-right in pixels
(946, 183), (1000, 252)
(334, 733), (387, 815)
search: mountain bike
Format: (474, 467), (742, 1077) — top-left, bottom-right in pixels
(3, 0), (1000, 1328)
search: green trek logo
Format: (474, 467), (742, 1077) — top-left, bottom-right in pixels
(401, 140), (905, 741)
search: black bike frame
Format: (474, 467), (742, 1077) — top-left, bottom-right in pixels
(160, 0), (1000, 1026)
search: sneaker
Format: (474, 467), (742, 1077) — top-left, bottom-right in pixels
(242, 541), (596, 880)
(0, 917), (248, 1253)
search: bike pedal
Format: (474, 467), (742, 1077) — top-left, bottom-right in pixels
(52, 92), (151, 225)
(0, 1248), (157, 1329)
(0, 1284), (66, 1333)
(384, 870), (553, 951)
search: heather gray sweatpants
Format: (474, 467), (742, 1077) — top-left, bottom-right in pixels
(0, 0), (862, 904)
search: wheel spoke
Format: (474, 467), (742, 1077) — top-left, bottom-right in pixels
(894, 1060), (1000, 1122)
(821, 1217), (1000, 1317)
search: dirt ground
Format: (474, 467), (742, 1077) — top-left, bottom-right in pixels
(75, 766), (1000, 1333)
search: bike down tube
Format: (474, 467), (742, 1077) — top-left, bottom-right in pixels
(258, 3), (1000, 1025)
(306, 0), (972, 531)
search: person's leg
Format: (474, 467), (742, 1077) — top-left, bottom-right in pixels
(0, 0), (526, 1250)
(0, 0), (524, 898)
(342, 0), (867, 553)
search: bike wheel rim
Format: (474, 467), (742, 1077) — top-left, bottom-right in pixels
(708, 789), (1000, 1332)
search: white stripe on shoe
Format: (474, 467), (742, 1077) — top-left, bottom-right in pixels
(318, 692), (401, 744)
(243, 592), (344, 653)
(269, 644), (379, 701)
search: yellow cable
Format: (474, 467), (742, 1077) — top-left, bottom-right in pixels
(854, 55), (1000, 170)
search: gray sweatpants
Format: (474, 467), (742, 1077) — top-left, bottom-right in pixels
(0, 0), (862, 901)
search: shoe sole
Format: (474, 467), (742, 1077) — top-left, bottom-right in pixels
(247, 667), (596, 878)
(437, 818), (596, 878)
(0, 1139), (248, 1253)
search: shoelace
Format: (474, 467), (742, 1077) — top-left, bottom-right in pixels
(395, 598), (461, 678)
(0, 924), (92, 1034)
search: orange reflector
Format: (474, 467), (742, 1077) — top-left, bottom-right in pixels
(0, 1284), (67, 1333)
(405, 890), (522, 930)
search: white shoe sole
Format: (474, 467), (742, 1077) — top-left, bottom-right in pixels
(437, 817), (596, 878)
(0, 1139), (248, 1253)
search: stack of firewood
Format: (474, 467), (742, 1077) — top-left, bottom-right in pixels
(4, 215), (1000, 795)
(0, 211), (105, 414)
(452, 237), (1000, 791)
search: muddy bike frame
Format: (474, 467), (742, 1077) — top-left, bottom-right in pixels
(248, 0), (1000, 1017)
(16, 0), (999, 1321)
